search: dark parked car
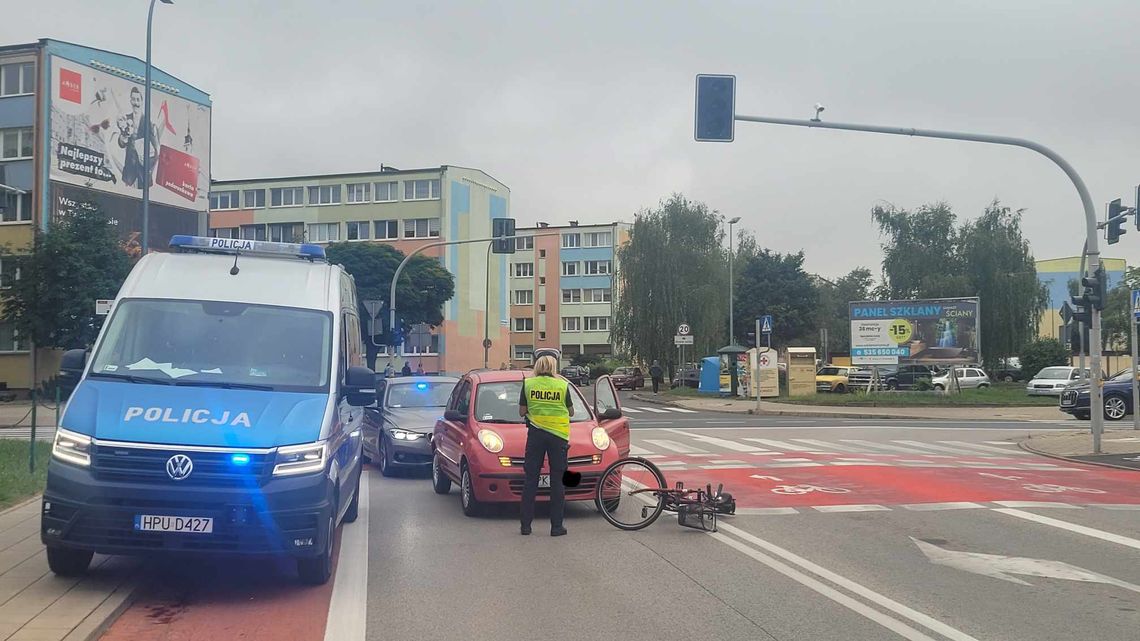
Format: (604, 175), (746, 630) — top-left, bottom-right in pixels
(1059, 369), (1136, 421)
(848, 364), (936, 390)
(561, 365), (590, 387)
(611, 366), (645, 390)
(671, 363), (701, 389)
(364, 376), (459, 477)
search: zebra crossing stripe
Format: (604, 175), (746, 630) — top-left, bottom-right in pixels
(890, 440), (995, 457)
(638, 407), (670, 413)
(643, 439), (708, 454)
(662, 407), (698, 413)
(938, 441), (1034, 456)
(838, 439), (940, 455)
(622, 407), (643, 413)
(664, 429), (764, 453)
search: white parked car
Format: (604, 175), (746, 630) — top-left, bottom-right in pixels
(932, 367), (991, 391)
(1025, 366), (1091, 396)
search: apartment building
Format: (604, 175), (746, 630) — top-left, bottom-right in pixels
(208, 165), (510, 374)
(507, 222), (631, 367)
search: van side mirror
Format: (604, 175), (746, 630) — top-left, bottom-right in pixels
(59, 349), (87, 391)
(344, 366), (376, 407)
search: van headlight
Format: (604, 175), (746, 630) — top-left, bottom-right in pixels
(592, 427), (611, 450)
(273, 441), (327, 476)
(477, 429), (504, 453)
(52, 428), (92, 467)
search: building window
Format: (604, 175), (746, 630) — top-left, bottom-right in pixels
(515, 236), (534, 251)
(269, 222), (304, 243)
(270, 187), (304, 207)
(513, 345), (533, 361)
(539, 249), (546, 258)
(346, 183), (370, 203)
(539, 331), (546, 340)
(308, 185), (341, 205)
(584, 316), (609, 331)
(0, 63), (34, 96)
(584, 288), (612, 303)
(1, 128), (33, 160)
(208, 190), (239, 210)
(584, 260), (611, 275)
(243, 189), (265, 208)
(374, 220), (398, 240)
(514, 263), (534, 277)
(514, 289), (533, 305)
(308, 223), (340, 243)
(374, 181), (399, 202)
(346, 221), (370, 241)
(404, 179), (441, 201)
(0, 257), (21, 289)
(561, 317), (580, 332)
(513, 318), (534, 332)
(240, 224), (266, 240)
(584, 231), (612, 247)
(561, 288), (581, 303)
(0, 322), (25, 352)
(405, 218), (441, 239)
(209, 227), (238, 239)
(562, 233), (580, 249)
(1, 192), (32, 223)
(539, 277), (546, 285)
(561, 261), (579, 276)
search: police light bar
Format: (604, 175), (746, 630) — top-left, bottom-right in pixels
(168, 235), (326, 260)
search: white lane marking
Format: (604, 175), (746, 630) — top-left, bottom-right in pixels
(896, 461), (954, 468)
(812, 504), (891, 513)
(663, 429), (764, 452)
(703, 459), (748, 465)
(324, 470), (369, 641)
(790, 438), (860, 453)
(766, 462), (825, 468)
(699, 464), (753, 469)
(774, 458), (813, 463)
(662, 407), (698, 413)
(636, 406), (670, 413)
(902, 502), (986, 511)
(715, 523), (982, 641)
(938, 441), (1034, 456)
(839, 439), (942, 455)
(743, 438), (805, 451)
(655, 460), (686, 467)
(1098, 504), (1140, 510)
(622, 407), (643, 413)
(983, 441), (1019, 446)
(831, 461), (890, 466)
(994, 508), (1140, 551)
(890, 440), (998, 457)
(734, 507), (800, 515)
(992, 501), (1082, 509)
(643, 439), (708, 454)
(629, 444), (653, 456)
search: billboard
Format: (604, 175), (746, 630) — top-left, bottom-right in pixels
(849, 298), (980, 366)
(51, 183), (197, 260)
(48, 55), (210, 212)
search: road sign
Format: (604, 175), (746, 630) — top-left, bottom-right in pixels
(694, 74), (735, 142)
(363, 300), (383, 319)
(677, 323), (691, 336)
(760, 315), (773, 334)
(482, 338), (492, 349)
(1059, 300), (1074, 325)
(1132, 290), (1140, 319)
(674, 335), (694, 345)
(95, 299), (113, 316)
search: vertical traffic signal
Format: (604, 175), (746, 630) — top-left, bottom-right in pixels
(1080, 265), (1108, 312)
(1106, 198), (1127, 245)
(492, 217), (516, 254)
(694, 74), (736, 142)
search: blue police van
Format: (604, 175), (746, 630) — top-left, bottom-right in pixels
(42, 236), (374, 584)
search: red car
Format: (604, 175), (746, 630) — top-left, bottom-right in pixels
(610, 366), (645, 390)
(431, 370), (630, 516)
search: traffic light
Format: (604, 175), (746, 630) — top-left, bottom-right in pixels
(1080, 265), (1108, 312)
(1068, 322), (1090, 355)
(1068, 301), (1091, 326)
(1106, 198), (1127, 245)
(694, 74), (735, 142)
(492, 217), (516, 254)
(389, 319), (406, 347)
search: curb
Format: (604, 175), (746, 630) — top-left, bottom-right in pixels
(0, 494), (40, 516)
(66, 572), (141, 641)
(630, 394), (1052, 421)
(1018, 437), (1140, 473)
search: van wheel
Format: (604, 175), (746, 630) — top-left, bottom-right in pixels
(46, 546), (93, 577)
(432, 451), (452, 494)
(297, 513), (335, 585)
(460, 462), (482, 517)
(343, 465), (361, 524)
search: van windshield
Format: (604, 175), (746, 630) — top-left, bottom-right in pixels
(89, 299), (333, 392)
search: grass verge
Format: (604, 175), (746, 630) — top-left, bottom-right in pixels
(0, 440), (50, 510)
(777, 383), (1057, 407)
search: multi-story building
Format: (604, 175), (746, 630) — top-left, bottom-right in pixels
(507, 222), (631, 367)
(1036, 256), (1128, 343)
(0, 39), (210, 391)
(208, 165), (511, 375)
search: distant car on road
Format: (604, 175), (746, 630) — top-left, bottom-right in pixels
(1026, 366), (1091, 396)
(364, 376), (458, 477)
(815, 366), (859, 393)
(561, 365), (590, 387)
(931, 367), (991, 390)
(1059, 369), (1136, 420)
(671, 363), (701, 389)
(611, 366), (645, 390)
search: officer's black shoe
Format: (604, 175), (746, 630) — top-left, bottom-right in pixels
(551, 526), (567, 537)
(521, 524), (532, 536)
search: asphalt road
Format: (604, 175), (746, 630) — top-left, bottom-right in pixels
(99, 396), (1140, 641)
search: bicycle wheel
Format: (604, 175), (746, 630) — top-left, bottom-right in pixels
(596, 457), (668, 531)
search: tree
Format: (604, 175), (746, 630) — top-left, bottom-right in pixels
(2, 202), (130, 351)
(324, 242), (455, 370)
(1020, 337), (1070, 380)
(732, 249), (818, 346)
(613, 194), (727, 373)
(872, 202), (969, 299)
(814, 267), (874, 358)
(1099, 267), (1140, 352)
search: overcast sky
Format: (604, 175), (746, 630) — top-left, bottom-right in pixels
(6, 0), (1139, 277)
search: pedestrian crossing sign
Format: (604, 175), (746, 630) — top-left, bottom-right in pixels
(760, 315), (773, 334)
(1133, 289), (1140, 319)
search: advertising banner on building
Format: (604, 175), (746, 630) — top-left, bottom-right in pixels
(849, 298), (980, 366)
(48, 56), (210, 212)
(51, 183), (198, 259)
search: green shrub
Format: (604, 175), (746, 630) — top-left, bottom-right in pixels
(1019, 338), (1070, 381)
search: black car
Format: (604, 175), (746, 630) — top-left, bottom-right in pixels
(671, 363), (701, 389)
(847, 364), (936, 390)
(1059, 369), (1136, 421)
(364, 376), (459, 476)
(561, 365), (590, 387)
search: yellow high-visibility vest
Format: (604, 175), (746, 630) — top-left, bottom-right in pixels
(523, 376), (570, 440)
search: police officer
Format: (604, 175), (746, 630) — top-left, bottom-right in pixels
(518, 354), (573, 536)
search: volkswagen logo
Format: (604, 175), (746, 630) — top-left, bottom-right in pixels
(166, 454), (194, 481)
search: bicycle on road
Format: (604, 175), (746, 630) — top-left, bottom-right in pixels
(595, 457), (736, 532)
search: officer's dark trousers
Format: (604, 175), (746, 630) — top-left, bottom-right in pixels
(521, 425), (569, 529)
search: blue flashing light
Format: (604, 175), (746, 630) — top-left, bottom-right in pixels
(168, 235), (326, 260)
(230, 453), (251, 466)
(415, 382), (428, 390)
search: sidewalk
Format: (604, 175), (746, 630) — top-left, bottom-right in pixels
(631, 393), (1070, 421)
(1020, 428), (1140, 471)
(0, 404), (60, 430)
(0, 498), (138, 641)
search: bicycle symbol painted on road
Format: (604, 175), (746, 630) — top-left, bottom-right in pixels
(1021, 483), (1106, 494)
(770, 484), (851, 495)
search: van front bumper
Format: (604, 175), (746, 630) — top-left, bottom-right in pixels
(41, 459), (334, 558)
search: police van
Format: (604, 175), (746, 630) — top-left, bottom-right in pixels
(42, 236), (374, 585)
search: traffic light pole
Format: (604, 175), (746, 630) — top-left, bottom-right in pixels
(1132, 311), (1139, 431)
(733, 113), (1106, 452)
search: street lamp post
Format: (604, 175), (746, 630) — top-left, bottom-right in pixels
(141, 0), (174, 255)
(727, 216), (741, 344)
